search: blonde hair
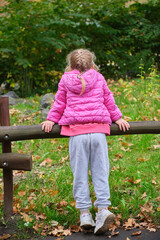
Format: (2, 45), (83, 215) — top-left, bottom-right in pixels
(65, 49), (99, 95)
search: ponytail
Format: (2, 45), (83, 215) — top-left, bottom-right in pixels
(77, 72), (85, 95)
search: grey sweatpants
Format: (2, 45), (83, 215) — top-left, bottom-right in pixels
(69, 133), (111, 211)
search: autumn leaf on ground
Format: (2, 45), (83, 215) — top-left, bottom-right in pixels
(40, 158), (53, 166)
(62, 229), (72, 236)
(123, 218), (136, 229)
(120, 147), (131, 152)
(153, 145), (160, 149)
(18, 190), (26, 197)
(21, 203), (35, 212)
(121, 141), (128, 146)
(33, 222), (40, 232)
(20, 212), (33, 223)
(140, 202), (154, 214)
(51, 220), (59, 227)
(70, 201), (76, 207)
(56, 200), (68, 212)
(147, 227), (156, 232)
(114, 153), (123, 158)
(48, 190), (59, 196)
(9, 108), (21, 116)
(0, 234), (11, 240)
(141, 192), (147, 199)
(33, 212), (47, 220)
(58, 200), (68, 207)
(32, 155), (39, 160)
(61, 155), (69, 163)
(49, 226), (71, 237)
(131, 231), (142, 236)
(124, 116), (131, 121)
(111, 165), (120, 171)
(137, 157), (149, 162)
(152, 179), (157, 185)
(69, 225), (81, 233)
(134, 179), (141, 184)
(140, 203), (154, 223)
(49, 228), (59, 236)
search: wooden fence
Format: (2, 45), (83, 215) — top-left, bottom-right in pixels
(0, 96), (160, 218)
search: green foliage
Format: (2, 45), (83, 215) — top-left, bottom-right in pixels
(0, 0), (160, 96)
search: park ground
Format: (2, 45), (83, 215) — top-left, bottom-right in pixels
(0, 74), (160, 239)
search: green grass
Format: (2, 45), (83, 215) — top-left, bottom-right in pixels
(0, 74), (160, 238)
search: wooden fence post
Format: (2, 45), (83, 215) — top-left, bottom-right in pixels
(0, 97), (13, 218)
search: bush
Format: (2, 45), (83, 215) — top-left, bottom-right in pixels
(0, 0), (160, 96)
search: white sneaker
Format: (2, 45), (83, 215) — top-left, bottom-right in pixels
(94, 209), (115, 235)
(80, 212), (95, 230)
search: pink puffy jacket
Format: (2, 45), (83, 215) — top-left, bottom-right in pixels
(47, 69), (122, 125)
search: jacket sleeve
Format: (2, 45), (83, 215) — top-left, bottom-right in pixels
(47, 77), (66, 123)
(102, 77), (122, 122)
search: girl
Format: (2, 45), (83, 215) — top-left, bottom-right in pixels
(41, 49), (130, 235)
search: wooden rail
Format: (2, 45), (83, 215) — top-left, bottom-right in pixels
(0, 121), (160, 142)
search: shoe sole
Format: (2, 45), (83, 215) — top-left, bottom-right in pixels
(80, 224), (94, 230)
(94, 214), (115, 235)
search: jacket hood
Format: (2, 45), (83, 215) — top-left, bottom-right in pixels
(63, 69), (98, 95)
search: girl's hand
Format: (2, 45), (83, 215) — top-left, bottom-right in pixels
(41, 120), (55, 133)
(115, 118), (130, 132)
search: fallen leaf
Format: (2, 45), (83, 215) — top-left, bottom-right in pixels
(115, 153), (123, 158)
(123, 218), (135, 229)
(138, 157), (146, 162)
(120, 147), (131, 152)
(154, 117), (159, 121)
(134, 179), (141, 184)
(62, 229), (72, 236)
(49, 229), (59, 236)
(121, 142), (128, 146)
(157, 207), (160, 212)
(111, 230), (119, 236)
(153, 145), (160, 149)
(131, 231), (142, 236)
(18, 191), (26, 197)
(33, 223), (39, 232)
(49, 190), (59, 196)
(111, 165), (120, 171)
(34, 213), (46, 220)
(51, 220), (59, 227)
(152, 179), (157, 185)
(61, 155), (69, 163)
(140, 202), (154, 214)
(70, 225), (81, 233)
(70, 201), (76, 207)
(21, 212), (33, 223)
(40, 158), (52, 166)
(147, 227), (156, 232)
(128, 143), (134, 146)
(59, 200), (68, 207)
(0, 234), (11, 240)
(126, 237), (130, 240)
(141, 192), (147, 199)
(118, 138), (123, 141)
(124, 116), (131, 121)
